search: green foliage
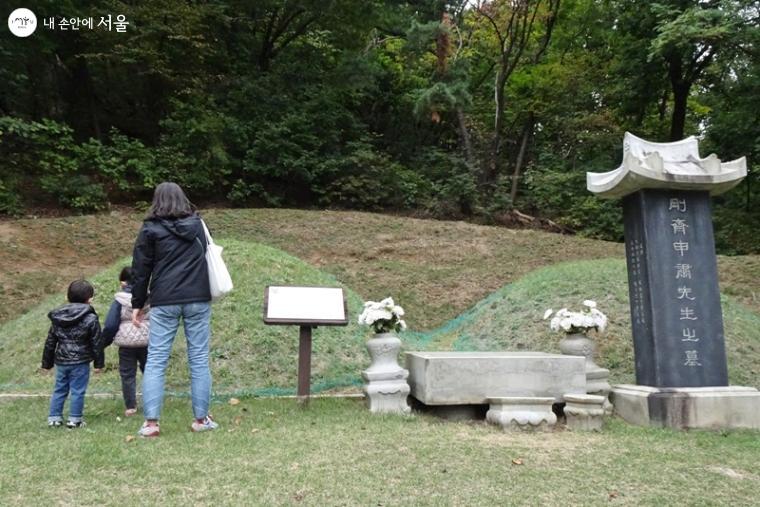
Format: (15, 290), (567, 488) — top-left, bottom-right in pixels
(0, 116), (97, 211)
(0, 0), (757, 252)
(0, 179), (23, 216)
(0, 117), (153, 211)
(318, 141), (432, 210)
(649, 1), (741, 60)
(39, 174), (109, 213)
(523, 168), (624, 240)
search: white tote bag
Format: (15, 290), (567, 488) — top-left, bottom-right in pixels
(201, 220), (233, 301)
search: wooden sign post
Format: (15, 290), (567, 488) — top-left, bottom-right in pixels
(263, 286), (348, 404)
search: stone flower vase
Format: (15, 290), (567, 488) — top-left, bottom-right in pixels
(361, 332), (411, 414)
(559, 332), (613, 415)
(559, 332), (600, 370)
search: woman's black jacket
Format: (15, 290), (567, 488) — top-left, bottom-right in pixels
(130, 214), (211, 309)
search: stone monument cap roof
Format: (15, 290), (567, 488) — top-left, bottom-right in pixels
(587, 132), (747, 199)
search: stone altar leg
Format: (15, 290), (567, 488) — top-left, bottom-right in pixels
(486, 397), (557, 431)
(563, 394), (606, 431)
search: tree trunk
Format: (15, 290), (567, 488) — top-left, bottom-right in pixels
(747, 172), (752, 213)
(456, 107), (476, 173)
(667, 55), (689, 142)
(488, 67), (508, 186)
(509, 112), (534, 206)
(669, 82), (689, 141)
(658, 88), (668, 122)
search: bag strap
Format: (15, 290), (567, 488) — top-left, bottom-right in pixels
(200, 219), (214, 246)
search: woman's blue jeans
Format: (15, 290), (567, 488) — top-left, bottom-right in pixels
(48, 362), (90, 423)
(142, 302), (212, 421)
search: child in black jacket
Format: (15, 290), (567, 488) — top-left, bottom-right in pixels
(41, 280), (103, 428)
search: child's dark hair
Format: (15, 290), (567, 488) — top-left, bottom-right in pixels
(67, 280), (94, 304)
(119, 266), (133, 284)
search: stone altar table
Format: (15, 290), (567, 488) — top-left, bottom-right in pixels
(406, 351), (586, 406)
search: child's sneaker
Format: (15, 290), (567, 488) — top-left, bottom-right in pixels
(66, 420), (86, 429)
(138, 421), (160, 438)
(124, 408), (138, 417)
(191, 415), (218, 433)
(48, 420), (63, 427)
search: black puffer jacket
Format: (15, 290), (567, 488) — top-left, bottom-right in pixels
(41, 303), (103, 369)
(131, 214), (210, 309)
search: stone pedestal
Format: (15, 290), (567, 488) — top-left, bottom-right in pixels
(362, 333), (410, 414)
(611, 384), (760, 430)
(486, 397), (557, 431)
(559, 334), (613, 414)
(587, 367), (613, 416)
(563, 394), (606, 431)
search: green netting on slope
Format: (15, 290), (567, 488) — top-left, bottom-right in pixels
(399, 289), (508, 350)
(399, 259), (630, 354)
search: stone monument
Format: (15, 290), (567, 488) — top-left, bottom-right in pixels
(587, 132), (760, 429)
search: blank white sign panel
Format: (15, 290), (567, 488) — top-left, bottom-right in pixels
(266, 286), (346, 322)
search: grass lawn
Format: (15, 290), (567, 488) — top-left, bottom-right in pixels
(1, 396), (758, 506)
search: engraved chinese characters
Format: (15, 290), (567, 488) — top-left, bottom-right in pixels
(669, 198), (701, 368)
(622, 190), (728, 387)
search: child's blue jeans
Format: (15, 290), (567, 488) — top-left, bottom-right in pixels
(48, 363), (90, 423)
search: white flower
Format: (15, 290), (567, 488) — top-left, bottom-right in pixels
(545, 300), (607, 335)
(359, 297), (408, 333)
(543, 309), (553, 320)
(380, 297), (394, 308)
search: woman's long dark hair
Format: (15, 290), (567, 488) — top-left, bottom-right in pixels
(146, 182), (196, 219)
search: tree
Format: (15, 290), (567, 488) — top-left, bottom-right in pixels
(648, 0), (751, 141)
(473, 0), (560, 190)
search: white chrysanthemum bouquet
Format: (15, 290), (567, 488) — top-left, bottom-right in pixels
(358, 297), (407, 334)
(544, 300), (607, 334)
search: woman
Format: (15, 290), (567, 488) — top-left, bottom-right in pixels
(130, 182), (217, 437)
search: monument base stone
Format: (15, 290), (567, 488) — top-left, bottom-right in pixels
(611, 384), (760, 430)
